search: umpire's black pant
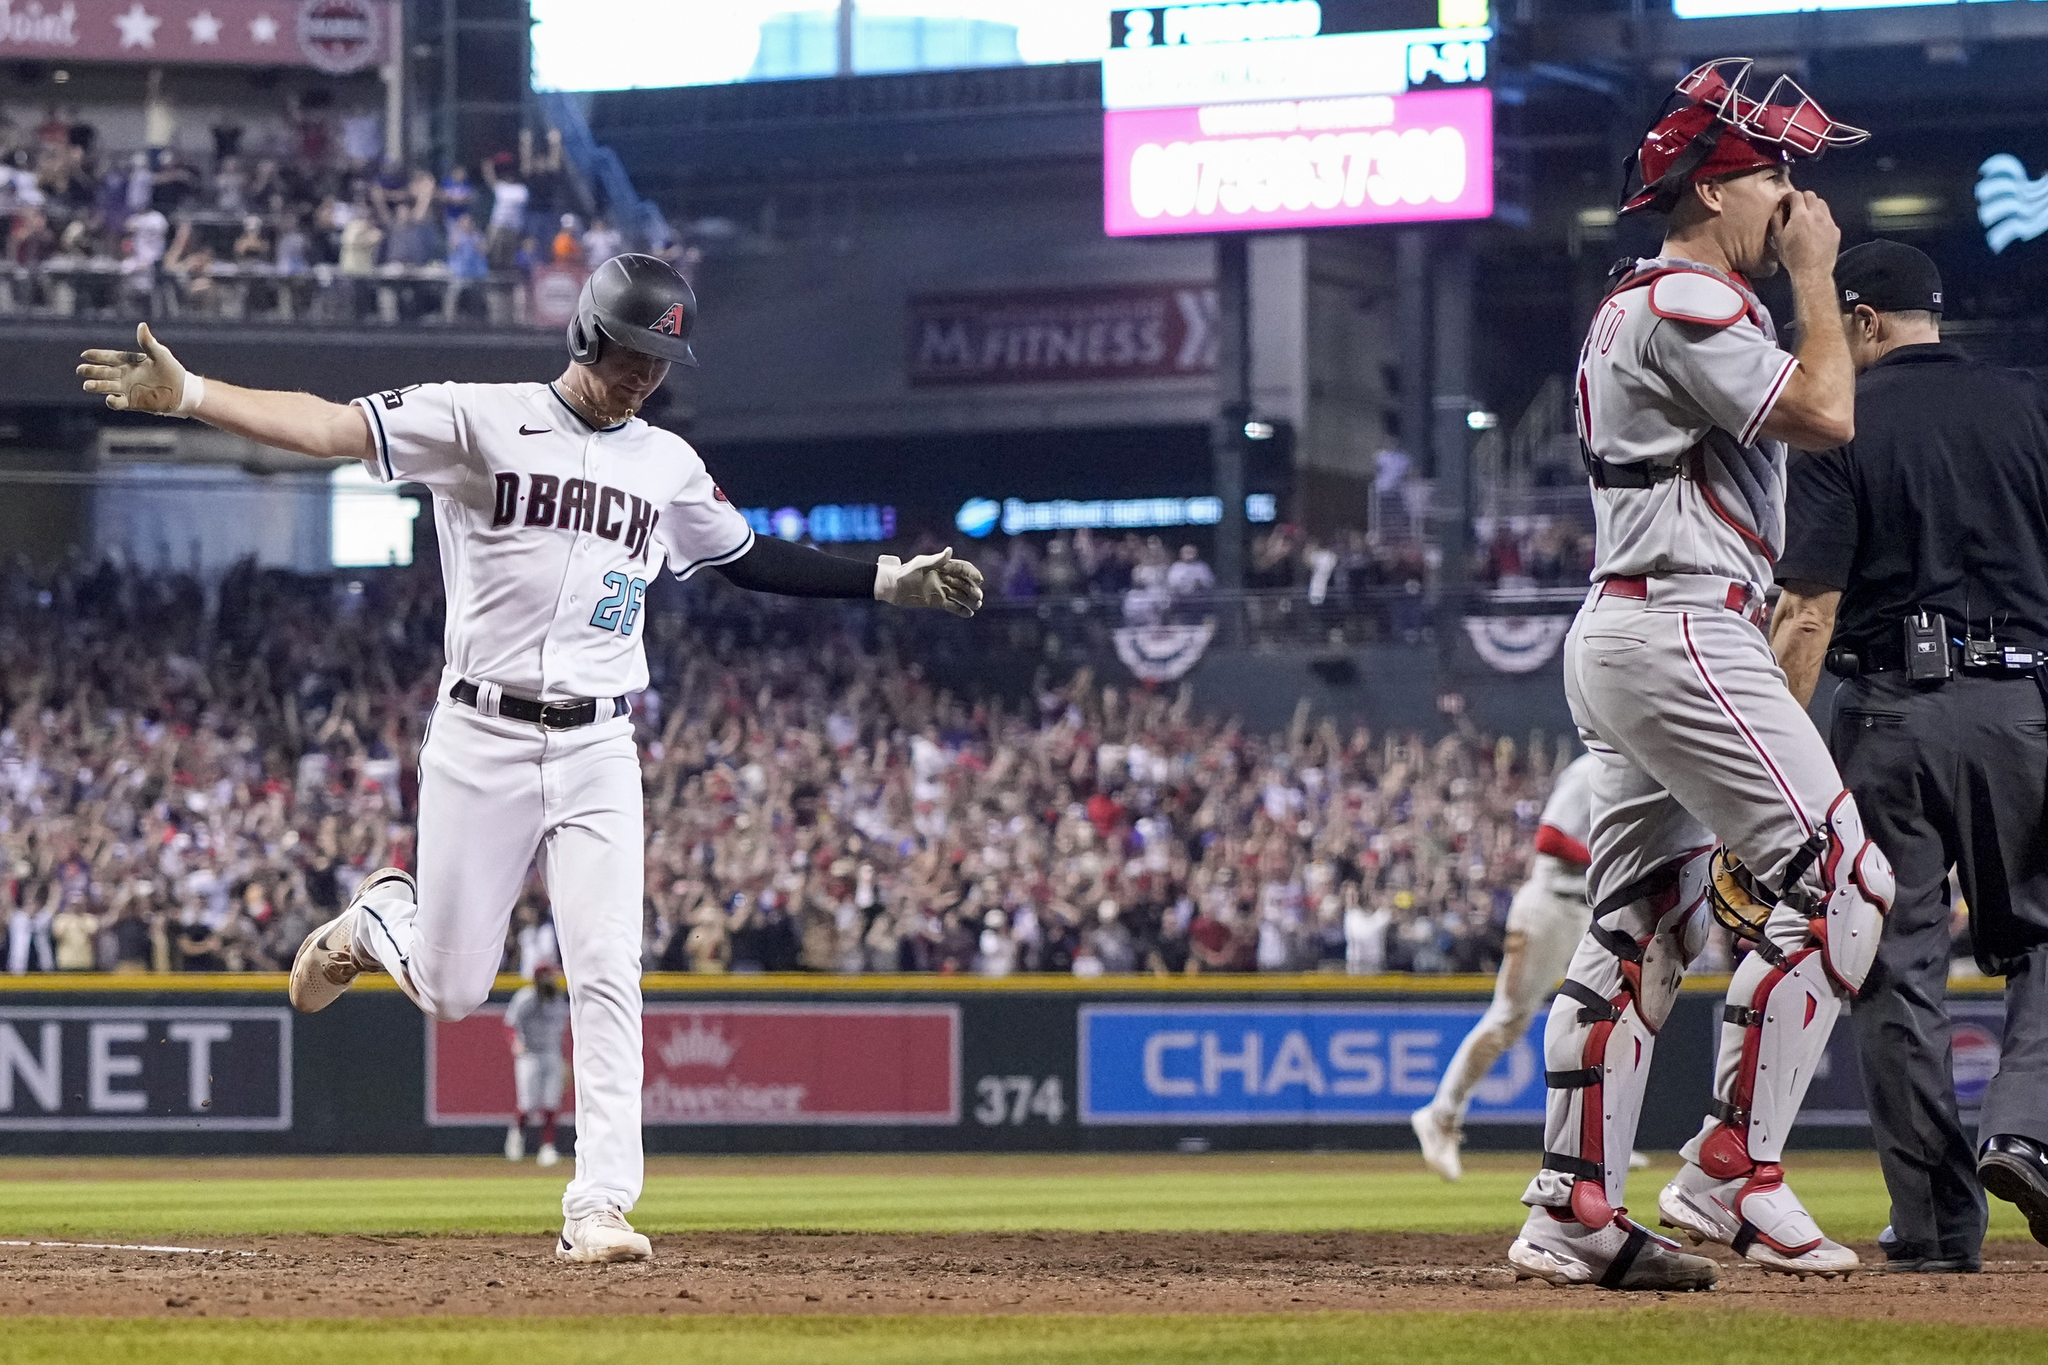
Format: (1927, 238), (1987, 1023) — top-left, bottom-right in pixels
(1828, 670), (2048, 1261)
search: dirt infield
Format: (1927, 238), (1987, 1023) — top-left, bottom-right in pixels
(3, 1231), (2042, 1325)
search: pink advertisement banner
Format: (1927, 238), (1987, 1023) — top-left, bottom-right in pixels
(1104, 86), (1494, 237)
(0, 0), (388, 73)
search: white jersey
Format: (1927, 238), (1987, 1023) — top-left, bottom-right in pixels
(353, 381), (755, 701)
(504, 983), (572, 1057)
(1576, 257), (1798, 589)
(1537, 753), (1596, 859)
(1531, 753), (1597, 900)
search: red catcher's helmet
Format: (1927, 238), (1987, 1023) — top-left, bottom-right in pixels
(1620, 58), (1868, 216)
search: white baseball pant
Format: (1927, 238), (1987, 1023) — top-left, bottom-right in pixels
(353, 701), (645, 1221)
(1430, 859), (1588, 1121)
(516, 1051), (567, 1115)
(1524, 577), (1890, 1227)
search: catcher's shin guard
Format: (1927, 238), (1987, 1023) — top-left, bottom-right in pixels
(1523, 849), (1712, 1227)
(1675, 792), (1893, 1262)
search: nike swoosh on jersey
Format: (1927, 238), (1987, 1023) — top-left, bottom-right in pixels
(520, 425), (552, 435)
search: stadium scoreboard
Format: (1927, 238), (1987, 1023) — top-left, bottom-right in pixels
(1103, 0), (1495, 236)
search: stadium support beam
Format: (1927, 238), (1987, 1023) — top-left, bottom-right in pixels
(1431, 228), (1475, 635)
(1213, 234), (1250, 598)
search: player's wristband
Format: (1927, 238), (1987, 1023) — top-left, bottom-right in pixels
(172, 373), (206, 418)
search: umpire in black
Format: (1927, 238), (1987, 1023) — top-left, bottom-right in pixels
(1773, 240), (2048, 1270)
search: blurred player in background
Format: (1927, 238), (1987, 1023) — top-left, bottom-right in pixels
(505, 963), (571, 1167)
(1412, 754), (1649, 1180)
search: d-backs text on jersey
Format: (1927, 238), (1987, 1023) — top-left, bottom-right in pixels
(491, 472), (660, 561)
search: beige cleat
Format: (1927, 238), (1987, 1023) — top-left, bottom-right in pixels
(1411, 1104), (1464, 1182)
(557, 1209), (652, 1264)
(1658, 1161), (1859, 1279)
(1508, 1206), (1717, 1291)
(287, 867), (414, 1014)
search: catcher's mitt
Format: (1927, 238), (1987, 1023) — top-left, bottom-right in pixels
(1707, 847), (1777, 943)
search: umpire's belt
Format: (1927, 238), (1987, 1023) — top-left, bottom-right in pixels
(450, 679), (629, 730)
(1590, 573), (1767, 628)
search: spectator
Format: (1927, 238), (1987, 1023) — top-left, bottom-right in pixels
(1165, 544), (1215, 598)
(482, 154), (528, 269)
(232, 215), (269, 264)
(50, 898), (98, 971)
(439, 163), (475, 227)
(582, 215), (623, 267)
(7, 206), (54, 266)
(551, 213), (582, 264)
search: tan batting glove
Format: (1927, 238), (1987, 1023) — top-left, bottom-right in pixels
(76, 322), (205, 417)
(874, 548), (985, 618)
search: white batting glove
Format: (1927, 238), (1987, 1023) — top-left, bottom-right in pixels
(874, 548), (985, 618)
(76, 322), (206, 417)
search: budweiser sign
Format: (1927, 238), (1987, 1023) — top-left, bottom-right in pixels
(426, 1002), (961, 1128)
(0, 2), (80, 47)
(0, 0), (387, 70)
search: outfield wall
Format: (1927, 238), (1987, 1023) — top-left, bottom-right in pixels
(0, 975), (2007, 1157)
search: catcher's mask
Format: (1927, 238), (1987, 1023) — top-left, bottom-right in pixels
(1707, 847), (1778, 944)
(1620, 58), (1868, 216)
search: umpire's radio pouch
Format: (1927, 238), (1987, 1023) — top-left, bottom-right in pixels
(1903, 610), (1953, 683)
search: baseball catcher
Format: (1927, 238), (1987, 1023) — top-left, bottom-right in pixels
(1507, 59), (1888, 1291)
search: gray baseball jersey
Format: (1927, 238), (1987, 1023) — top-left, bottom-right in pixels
(504, 983), (572, 1056)
(1575, 258), (1798, 588)
(352, 381), (755, 701)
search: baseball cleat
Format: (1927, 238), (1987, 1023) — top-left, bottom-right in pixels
(505, 1126), (525, 1161)
(557, 1208), (651, 1264)
(1629, 1150), (1653, 1171)
(1508, 1206), (1717, 1291)
(287, 868), (414, 1014)
(1978, 1134), (2048, 1248)
(1411, 1105), (1463, 1181)
(1657, 1160), (1858, 1278)
(537, 1143), (560, 1168)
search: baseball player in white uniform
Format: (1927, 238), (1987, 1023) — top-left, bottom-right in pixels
(76, 254), (984, 1264)
(505, 962), (571, 1166)
(1413, 754), (1646, 1180)
(1505, 61), (1891, 1292)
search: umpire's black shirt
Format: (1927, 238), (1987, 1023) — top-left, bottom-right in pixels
(1778, 343), (2048, 654)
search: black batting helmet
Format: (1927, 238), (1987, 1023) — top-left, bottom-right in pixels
(566, 253), (698, 368)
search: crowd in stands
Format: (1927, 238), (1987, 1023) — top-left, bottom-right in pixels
(0, 558), (1672, 979)
(982, 518), (1595, 618)
(0, 105), (664, 322)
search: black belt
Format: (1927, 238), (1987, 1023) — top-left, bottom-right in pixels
(449, 679), (628, 729)
(1827, 641), (2042, 679)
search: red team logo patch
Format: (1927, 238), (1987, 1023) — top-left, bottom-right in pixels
(648, 304), (688, 338)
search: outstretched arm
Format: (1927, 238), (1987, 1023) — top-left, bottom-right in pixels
(78, 323), (373, 463)
(714, 536), (984, 617)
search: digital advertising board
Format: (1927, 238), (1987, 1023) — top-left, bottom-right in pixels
(1103, 0), (1495, 236)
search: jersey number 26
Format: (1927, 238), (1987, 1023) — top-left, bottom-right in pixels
(589, 572), (648, 637)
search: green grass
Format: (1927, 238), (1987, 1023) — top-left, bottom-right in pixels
(0, 1153), (2035, 1243)
(2, 1311), (2044, 1365)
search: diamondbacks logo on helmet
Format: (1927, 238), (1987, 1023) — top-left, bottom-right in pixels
(649, 305), (688, 339)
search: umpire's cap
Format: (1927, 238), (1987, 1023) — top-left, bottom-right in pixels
(1835, 240), (1944, 315)
(567, 253), (698, 368)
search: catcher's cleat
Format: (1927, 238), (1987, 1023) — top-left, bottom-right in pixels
(1412, 1105), (1464, 1182)
(1658, 1160), (1858, 1278)
(557, 1208), (652, 1264)
(287, 867), (415, 1014)
(1508, 1206), (1717, 1291)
